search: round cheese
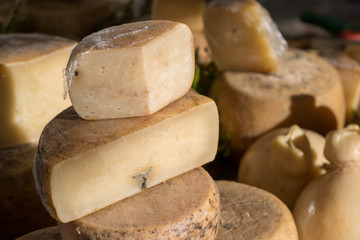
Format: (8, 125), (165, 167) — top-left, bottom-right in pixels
(215, 181), (298, 240)
(58, 167), (220, 240)
(211, 49), (346, 151)
(16, 226), (60, 240)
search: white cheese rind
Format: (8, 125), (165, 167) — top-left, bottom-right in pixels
(34, 91), (219, 223)
(0, 33), (76, 148)
(66, 20), (194, 120)
(58, 168), (220, 240)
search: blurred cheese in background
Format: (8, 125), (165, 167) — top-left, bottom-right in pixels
(0, 33), (76, 148)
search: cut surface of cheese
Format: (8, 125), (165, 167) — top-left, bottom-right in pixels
(0, 144), (56, 240)
(215, 181), (298, 240)
(211, 49), (345, 151)
(0, 33), (75, 148)
(58, 168), (220, 240)
(16, 227), (61, 240)
(203, 0), (287, 72)
(151, 0), (205, 32)
(66, 20), (194, 120)
(34, 90), (219, 223)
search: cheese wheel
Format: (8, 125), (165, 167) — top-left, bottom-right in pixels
(211, 49), (345, 151)
(16, 227), (60, 240)
(203, 0), (287, 72)
(0, 144), (56, 240)
(215, 181), (298, 240)
(34, 90), (219, 223)
(58, 167), (220, 240)
(66, 20), (194, 120)
(238, 125), (327, 209)
(0, 33), (76, 148)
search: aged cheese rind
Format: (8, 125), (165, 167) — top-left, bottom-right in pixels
(0, 33), (76, 148)
(34, 91), (219, 223)
(0, 144), (56, 240)
(211, 49), (345, 151)
(58, 168), (220, 240)
(203, 0), (287, 72)
(16, 226), (61, 240)
(66, 20), (194, 120)
(215, 181), (298, 240)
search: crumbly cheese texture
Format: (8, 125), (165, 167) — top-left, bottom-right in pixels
(151, 0), (205, 32)
(16, 227), (61, 240)
(211, 49), (345, 150)
(58, 168), (220, 240)
(66, 20), (194, 120)
(215, 181), (298, 240)
(34, 91), (219, 223)
(203, 0), (287, 72)
(0, 33), (76, 148)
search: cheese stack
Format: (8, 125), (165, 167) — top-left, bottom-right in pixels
(33, 20), (220, 239)
(0, 33), (76, 239)
(204, 0), (345, 152)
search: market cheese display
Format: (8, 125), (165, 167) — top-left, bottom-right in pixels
(16, 227), (60, 240)
(238, 125), (327, 209)
(211, 49), (345, 151)
(66, 20), (194, 120)
(203, 0), (287, 72)
(293, 125), (360, 240)
(0, 144), (56, 240)
(58, 168), (220, 240)
(0, 33), (76, 148)
(215, 181), (298, 240)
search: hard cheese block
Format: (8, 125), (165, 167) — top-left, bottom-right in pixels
(16, 227), (61, 240)
(211, 49), (345, 151)
(203, 0), (287, 72)
(0, 144), (56, 240)
(66, 20), (194, 120)
(0, 33), (76, 148)
(215, 181), (298, 240)
(58, 168), (220, 240)
(151, 0), (205, 32)
(34, 90), (219, 223)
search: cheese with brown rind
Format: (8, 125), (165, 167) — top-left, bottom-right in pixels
(203, 0), (287, 72)
(211, 49), (345, 151)
(16, 227), (60, 240)
(58, 167), (220, 240)
(34, 90), (219, 223)
(66, 20), (194, 120)
(0, 33), (76, 148)
(215, 181), (298, 240)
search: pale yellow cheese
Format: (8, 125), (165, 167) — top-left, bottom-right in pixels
(34, 90), (219, 223)
(215, 181), (298, 240)
(0, 144), (56, 240)
(66, 20), (194, 120)
(151, 0), (205, 32)
(58, 168), (220, 240)
(0, 33), (76, 148)
(211, 49), (345, 151)
(16, 227), (60, 240)
(203, 0), (287, 72)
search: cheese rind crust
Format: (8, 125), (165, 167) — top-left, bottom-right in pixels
(16, 226), (61, 240)
(58, 168), (220, 240)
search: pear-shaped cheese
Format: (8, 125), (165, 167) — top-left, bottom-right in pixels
(34, 91), (219, 223)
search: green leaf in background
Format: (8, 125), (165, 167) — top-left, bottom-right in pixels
(192, 65), (200, 90)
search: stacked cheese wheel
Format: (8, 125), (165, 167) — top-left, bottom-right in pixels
(0, 33), (77, 239)
(204, 0), (346, 152)
(32, 20), (221, 240)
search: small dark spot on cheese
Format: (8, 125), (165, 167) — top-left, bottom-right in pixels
(194, 223), (202, 230)
(75, 70), (79, 76)
(232, 29), (237, 33)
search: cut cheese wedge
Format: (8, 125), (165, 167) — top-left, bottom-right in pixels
(211, 49), (345, 151)
(66, 20), (194, 120)
(34, 90), (219, 223)
(0, 33), (76, 148)
(16, 227), (60, 240)
(215, 181), (298, 240)
(58, 168), (220, 240)
(0, 144), (56, 240)
(203, 0), (287, 72)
